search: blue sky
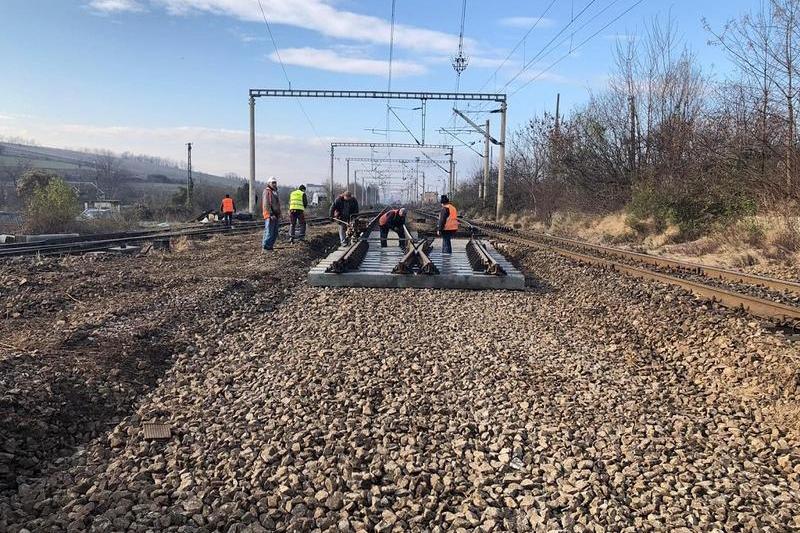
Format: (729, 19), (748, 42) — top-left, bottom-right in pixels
(0, 0), (758, 187)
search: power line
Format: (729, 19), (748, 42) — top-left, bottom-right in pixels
(476, 0), (558, 93)
(510, 0), (647, 97)
(256, 0), (318, 136)
(471, 0), (598, 114)
(453, 0), (469, 91)
(386, 0), (398, 145)
(500, 0), (599, 92)
(531, 0), (624, 64)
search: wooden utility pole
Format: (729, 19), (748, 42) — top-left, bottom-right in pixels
(186, 142), (193, 209)
(555, 93), (561, 136)
(483, 119), (490, 206)
(628, 95), (638, 178)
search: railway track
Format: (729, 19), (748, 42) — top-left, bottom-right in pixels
(0, 217), (335, 258)
(413, 209), (800, 327)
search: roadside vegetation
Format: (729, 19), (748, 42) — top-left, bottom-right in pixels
(456, 2), (800, 271)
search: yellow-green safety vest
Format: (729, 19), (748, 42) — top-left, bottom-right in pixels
(289, 189), (305, 211)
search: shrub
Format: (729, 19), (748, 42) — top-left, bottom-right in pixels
(770, 219), (800, 253)
(626, 184), (756, 241)
(24, 178), (80, 234)
(17, 169), (58, 203)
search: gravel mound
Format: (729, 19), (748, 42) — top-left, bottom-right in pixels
(2, 234), (799, 531)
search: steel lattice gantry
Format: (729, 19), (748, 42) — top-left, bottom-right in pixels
(330, 142), (455, 200)
(248, 89), (508, 218)
(345, 157), (449, 203)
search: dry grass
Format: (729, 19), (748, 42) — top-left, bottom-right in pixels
(171, 236), (195, 253)
(513, 210), (800, 276)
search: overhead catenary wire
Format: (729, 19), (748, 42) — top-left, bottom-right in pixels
(472, 0), (634, 113)
(510, 0), (647, 97)
(470, 0), (598, 115)
(499, 0), (599, 92)
(256, 0), (318, 136)
(386, 0), (398, 146)
(453, 0), (469, 92)
(475, 0), (558, 93)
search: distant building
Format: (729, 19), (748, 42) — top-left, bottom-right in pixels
(84, 200), (121, 212)
(305, 184), (329, 206)
(422, 191), (438, 204)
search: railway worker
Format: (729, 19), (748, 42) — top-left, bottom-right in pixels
(220, 194), (236, 227)
(261, 176), (281, 251)
(288, 184), (308, 243)
(379, 207), (408, 249)
(437, 195), (459, 254)
(330, 190), (359, 246)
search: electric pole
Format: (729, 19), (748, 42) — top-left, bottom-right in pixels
(483, 119), (490, 206)
(186, 142), (193, 209)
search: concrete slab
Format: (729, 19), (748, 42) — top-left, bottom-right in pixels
(309, 237), (525, 290)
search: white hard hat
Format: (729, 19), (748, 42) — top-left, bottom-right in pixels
(268, 176), (278, 184)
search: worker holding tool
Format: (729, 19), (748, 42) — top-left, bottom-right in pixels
(330, 190), (359, 246)
(437, 195), (458, 254)
(261, 177), (281, 251)
(220, 194), (236, 227)
(379, 207), (408, 249)
(288, 184), (308, 243)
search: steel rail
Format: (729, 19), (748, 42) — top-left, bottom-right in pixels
(409, 210), (800, 326)
(528, 232), (800, 296)
(473, 223), (800, 327)
(0, 218), (335, 258)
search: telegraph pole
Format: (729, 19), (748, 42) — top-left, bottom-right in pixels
(496, 100), (507, 219)
(448, 148), (455, 195)
(186, 142), (193, 209)
(329, 146), (335, 203)
(555, 93), (561, 136)
(415, 157), (420, 203)
(483, 119), (490, 206)
(248, 96), (256, 213)
(346, 158), (351, 195)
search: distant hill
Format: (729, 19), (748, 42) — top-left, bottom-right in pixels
(0, 142), (245, 204)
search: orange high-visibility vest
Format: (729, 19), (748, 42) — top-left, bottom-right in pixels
(444, 204), (458, 231)
(379, 209), (399, 226)
(221, 197), (234, 214)
(262, 188), (273, 219)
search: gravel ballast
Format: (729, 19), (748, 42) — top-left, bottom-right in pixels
(1, 229), (799, 531)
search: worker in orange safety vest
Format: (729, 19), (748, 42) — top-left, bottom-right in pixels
(437, 195), (459, 254)
(220, 194), (236, 227)
(378, 207), (407, 249)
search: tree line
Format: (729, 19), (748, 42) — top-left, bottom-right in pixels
(462, 2), (800, 239)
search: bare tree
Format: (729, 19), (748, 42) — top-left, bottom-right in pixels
(93, 150), (129, 199)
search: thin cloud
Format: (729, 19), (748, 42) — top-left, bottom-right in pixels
(271, 47), (426, 77)
(604, 33), (635, 41)
(498, 16), (556, 29)
(0, 117), (337, 183)
(87, 0), (145, 13)
(152, 0), (467, 53)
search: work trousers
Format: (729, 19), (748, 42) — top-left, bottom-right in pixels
(338, 224), (348, 246)
(441, 230), (456, 254)
(222, 212), (233, 227)
(379, 226), (406, 249)
(289, 210), (306, 241)
(262, 216), (279, 250)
